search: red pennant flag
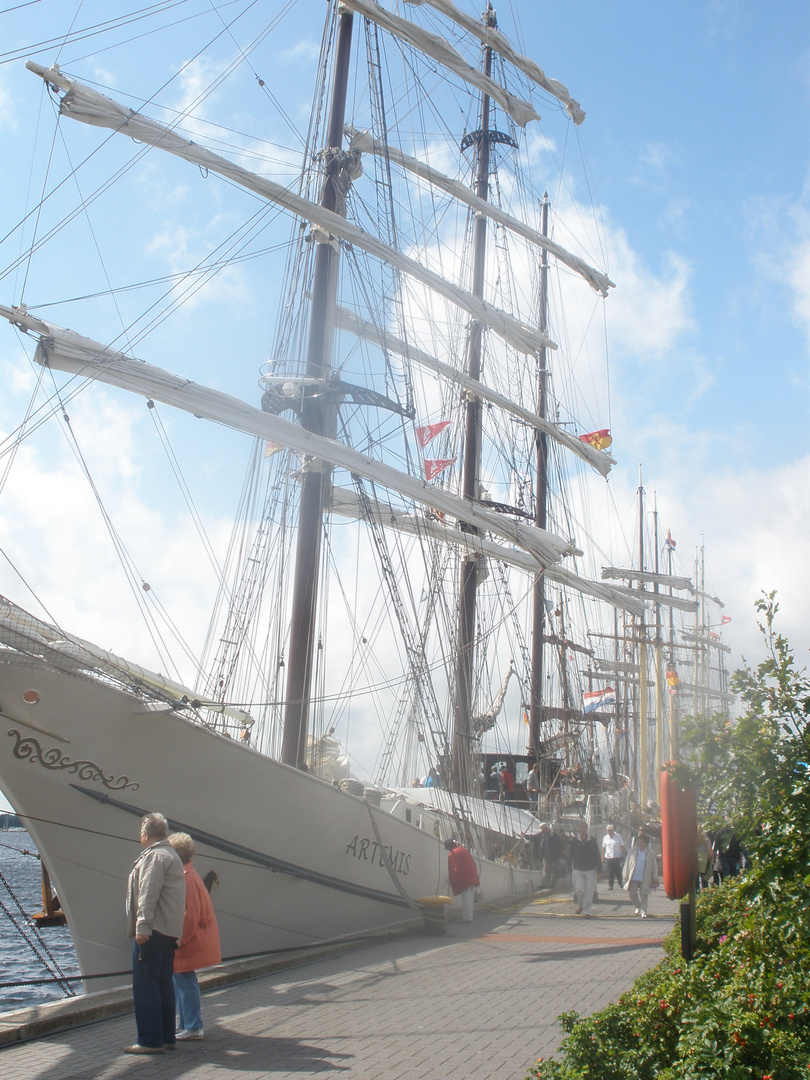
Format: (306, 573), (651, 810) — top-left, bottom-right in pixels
(416, 421), (451, 448)
(721, 615), (732, 625)
(424, 458), (456, 481)
(578, 428), (612, 451)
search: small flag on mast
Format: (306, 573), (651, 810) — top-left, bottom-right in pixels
(415, 420), (451, 448)
(666, 669), (680, 695)
(721, 615), (732, 625)
(665, 529), (676, 550)
(578, 428), (612, 451)
(424, 458), (456, 481)
(583, 687), (616, 713)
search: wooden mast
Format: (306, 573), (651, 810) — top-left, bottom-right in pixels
(281, 8), (354, 768)
(529, 194), (550, 760)
(452, 2), (497, 795)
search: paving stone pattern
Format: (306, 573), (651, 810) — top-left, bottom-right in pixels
(0, 888), (678, 1080)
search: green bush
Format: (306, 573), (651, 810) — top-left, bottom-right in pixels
(527, 596), (810, 1079)
(527, 881), (810, 1079)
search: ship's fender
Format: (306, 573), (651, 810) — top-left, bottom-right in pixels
(660, 767), (697, 901)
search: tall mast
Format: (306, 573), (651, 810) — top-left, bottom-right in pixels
(281, 8), (354, 768)
(529, 194), (550, 758)
(653, 498), (663, 801)
(452, 2), (497, 795)
(637, 465), (648, 808)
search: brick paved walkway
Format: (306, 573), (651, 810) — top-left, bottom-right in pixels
(0, 887), (679, 1080)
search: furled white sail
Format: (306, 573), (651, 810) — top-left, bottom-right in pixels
(329, 487), (647, 615)
(403, 0), (585, 124)
(340, 0), (541, 128)
(597, 582), (698, 613)
(1, 305), (571, 567)
(601, 567), (695, 593)
(346, 128), (613, 296)
(332, 304), (615, 477)
(679, 630), (732, 655)
(26, 64), (555, 360)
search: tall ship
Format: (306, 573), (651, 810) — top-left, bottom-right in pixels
(0, 0), (732, 991)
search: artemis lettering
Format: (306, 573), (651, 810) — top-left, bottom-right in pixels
(344, 835), (411, 875)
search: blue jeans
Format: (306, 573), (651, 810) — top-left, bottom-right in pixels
(174, 970), (203, 1032)
(132, 932), (177, 1048)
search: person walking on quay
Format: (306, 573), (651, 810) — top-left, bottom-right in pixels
(601, 823), (626, 890)
(444, 838), (480, 922)
(622, 831), (659, 918)
(125, 812), (186, 1055)
(571, 821), (601, 916)
(168, 832), (221, 1042)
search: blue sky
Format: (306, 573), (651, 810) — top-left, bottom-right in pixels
(0, 1), (808, 809)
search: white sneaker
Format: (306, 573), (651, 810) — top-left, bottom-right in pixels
(640, 912), (647, 919)
(176, 1029), (204, 1041)
(634, 908), (640, 915)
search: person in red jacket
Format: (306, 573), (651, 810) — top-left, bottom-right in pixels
(444, 839), (480, 922)
(167, 833), (221, 1041)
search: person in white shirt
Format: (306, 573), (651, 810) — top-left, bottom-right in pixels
(622, 832), (659, 917)
(601, 824), (626, 890)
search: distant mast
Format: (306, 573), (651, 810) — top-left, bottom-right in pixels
(281, 7), (354, 768)
(529, 194), (550, 758)
(452, 2), (498, 795)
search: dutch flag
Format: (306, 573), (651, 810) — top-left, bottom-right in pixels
(583, 687), (616, 714)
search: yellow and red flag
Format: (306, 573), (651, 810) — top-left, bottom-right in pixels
(578, 428), (612, 451)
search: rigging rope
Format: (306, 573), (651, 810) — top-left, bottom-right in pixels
(0, 870), (76, 997)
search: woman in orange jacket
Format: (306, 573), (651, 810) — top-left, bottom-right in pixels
(167, 833), (221, 1040)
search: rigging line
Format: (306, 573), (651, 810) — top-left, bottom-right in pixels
(0, 126), (156, 284)
(145, 401), (228, 594)
(24, 237), (293, 310)
(0, 9), (289, 283)
(54, 116), (135, 356)
(204, 0), (306, 151)
(0, 871), (75, 993)
(0, 547), (67, 632)
(44, 374), (186, 679)
(0, 0), (45, 15)
(0, 0), (198, 64)
(0, 340), (48, 498)
(52, 0), (86, 67)
(17, 89), (62, 306)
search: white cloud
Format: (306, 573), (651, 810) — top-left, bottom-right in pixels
(606, 232), (694, 357)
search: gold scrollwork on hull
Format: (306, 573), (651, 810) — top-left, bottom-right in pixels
(7, 729), (140, 791)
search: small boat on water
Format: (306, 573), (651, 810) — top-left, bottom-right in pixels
(0, 1), (730, 991)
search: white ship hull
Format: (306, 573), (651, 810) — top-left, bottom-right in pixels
(0, 657), (539, 990)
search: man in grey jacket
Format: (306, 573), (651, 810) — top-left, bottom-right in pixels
(124, 812), (186, 1055)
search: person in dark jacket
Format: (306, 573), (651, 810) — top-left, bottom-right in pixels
(570, 821), (601, 916)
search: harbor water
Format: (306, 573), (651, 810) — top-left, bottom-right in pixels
(0, 830), (80, 1013)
